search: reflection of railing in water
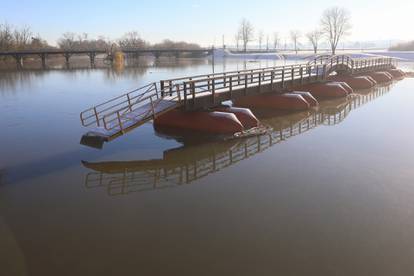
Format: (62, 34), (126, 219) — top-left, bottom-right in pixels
(84, 84), (393, 196)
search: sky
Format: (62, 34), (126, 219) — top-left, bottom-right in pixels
(2, 0), (413, 46)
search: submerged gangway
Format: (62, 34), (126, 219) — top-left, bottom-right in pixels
(80, 55), (396, 141)
(83, 85), (392, 196)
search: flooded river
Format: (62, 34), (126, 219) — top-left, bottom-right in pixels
(1, 58), (414, 275)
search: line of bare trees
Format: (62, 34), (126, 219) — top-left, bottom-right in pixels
(0, 23), (202, 52)
(0, 23), (50, 51)
(57, 31), (202, 52)
(235, 7), (351, 55)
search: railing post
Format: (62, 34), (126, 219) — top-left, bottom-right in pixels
(223, 73), (227, 87)
(149, 96), (155, 118)
(270, 70), (274, 90)
(94, 107), (100, 127)
(291, 67), (295, 85)
(175, 84), (181, 102)
(211, 79), (215, 104)
(281, 69), (285, 88)
(169, 80), (172, 96)
(127, 94), (132, 111)
(191, 81), (196, 108)
(160, 80), (165, 97)
(258, 72), (262, 92)
(244, 74), (248, 95)
(183, 82), (187, 108)
(116, 111), (124, 133)
(229, 76), (233, 98)
(300, 67), (303, 85)
(316, 66), (319, 81)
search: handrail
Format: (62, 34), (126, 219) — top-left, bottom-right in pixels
(160, 63), (306, 89)
(80, 82), (160, 128)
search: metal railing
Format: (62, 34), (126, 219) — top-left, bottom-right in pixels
(176, 64), (327, 106)
(80, 83), (181, 133)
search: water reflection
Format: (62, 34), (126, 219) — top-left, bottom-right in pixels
(0, 57), (208, 93)
(82, 84), (392, 196)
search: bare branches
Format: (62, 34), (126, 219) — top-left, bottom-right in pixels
(238, 18), (254, 52)
(320, 7), (351, 55)
(306, 30), (323, 54)
(0, 23), (13, 50)
(0, 23), (37, 51)
(152, 39), (201, 50)
(58, 32), (112, 51)
(118, 31), (147, 49)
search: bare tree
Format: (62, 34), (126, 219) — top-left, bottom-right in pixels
(258, 30), (264, 50)
(0, 23), (14, 51)
(320, 7), (351, 55)
(238, 18), (254, 52)
(290, 30), (301, 54)
(273, 32), (279, 50)
(58, 32), (76, 50)
(30, 34), (49, 49)
(118, 31), (147, 49)
(306, 30), (323, 54)
(13, 26), (32, 49)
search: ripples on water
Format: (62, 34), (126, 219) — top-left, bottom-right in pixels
(1, 57), (414, 276)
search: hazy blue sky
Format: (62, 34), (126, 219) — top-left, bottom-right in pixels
(2, 0), (413, 46)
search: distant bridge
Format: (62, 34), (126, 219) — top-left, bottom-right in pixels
(0, 48), (214, 68)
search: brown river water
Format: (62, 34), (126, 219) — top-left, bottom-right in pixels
(1, 58), (414, 276)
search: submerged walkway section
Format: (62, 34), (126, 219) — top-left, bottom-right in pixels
(80, 55), (395, 140)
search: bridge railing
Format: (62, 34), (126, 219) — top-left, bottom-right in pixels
(160, 64), (307, 93)
(352, 57), (395, 72)
(307, 54), (333, 66)
(174, 64), (326, 105)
